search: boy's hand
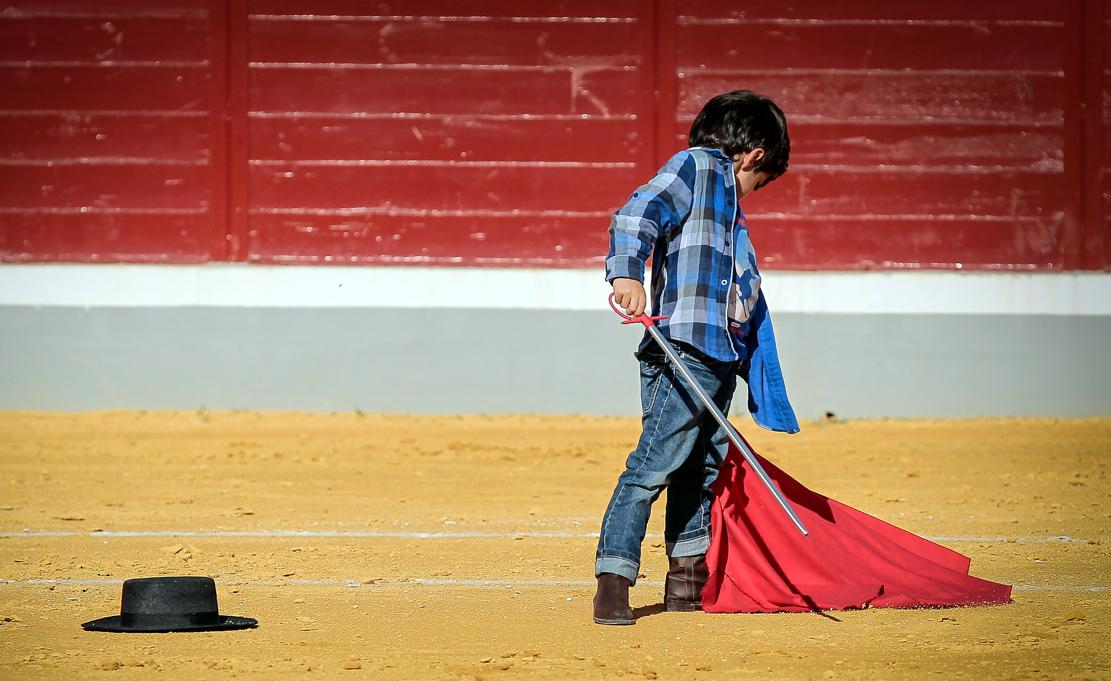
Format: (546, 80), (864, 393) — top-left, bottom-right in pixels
(612, 278), (647, 317)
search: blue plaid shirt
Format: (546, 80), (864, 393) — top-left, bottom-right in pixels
(605, 147), (800, 433)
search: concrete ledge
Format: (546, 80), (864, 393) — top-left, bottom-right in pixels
(3, 264), (1110, 315)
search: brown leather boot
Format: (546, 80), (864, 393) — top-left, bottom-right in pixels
(664, 554), (708, 611)
(592, 573), (635, 625)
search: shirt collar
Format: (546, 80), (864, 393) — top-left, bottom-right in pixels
(693, 146), (732, 162)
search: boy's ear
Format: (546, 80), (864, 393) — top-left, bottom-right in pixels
(736, 148), (765, 172)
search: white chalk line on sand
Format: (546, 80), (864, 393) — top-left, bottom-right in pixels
(0, 530), (1102, 544)
(0, 577), (1106, 593)
(2, 530), (599, 539)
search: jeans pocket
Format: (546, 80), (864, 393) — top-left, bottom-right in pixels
(639, 360), (665, 417)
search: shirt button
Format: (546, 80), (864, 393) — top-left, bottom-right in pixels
(721, 279), (728, 286)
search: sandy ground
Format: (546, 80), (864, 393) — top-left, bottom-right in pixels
(0, 412), (1108, 680)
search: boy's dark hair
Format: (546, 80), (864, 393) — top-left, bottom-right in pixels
(688, 90), (790, 178)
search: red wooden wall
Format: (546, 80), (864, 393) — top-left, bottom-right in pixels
(1, 0), (1107, 270)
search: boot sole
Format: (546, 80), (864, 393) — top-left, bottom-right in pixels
(664, 600), (703, 612)
(593, 616), (635, 625)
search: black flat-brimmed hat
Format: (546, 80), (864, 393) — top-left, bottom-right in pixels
(82, 576), (257, 633)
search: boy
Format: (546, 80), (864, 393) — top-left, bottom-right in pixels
(595, 90), (800, 625)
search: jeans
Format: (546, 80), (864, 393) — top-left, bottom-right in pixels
(595, 343), (738, 584)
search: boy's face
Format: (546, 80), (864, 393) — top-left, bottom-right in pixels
(732, 148), (773, 199)
(735, 168), (771, 199)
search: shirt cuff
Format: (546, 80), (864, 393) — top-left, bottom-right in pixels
(605, 255), (645, 283)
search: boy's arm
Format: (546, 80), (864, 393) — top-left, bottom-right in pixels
(605, 150), (698, 290)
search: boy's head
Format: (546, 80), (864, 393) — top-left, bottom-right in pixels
(688, 90), (790, 193)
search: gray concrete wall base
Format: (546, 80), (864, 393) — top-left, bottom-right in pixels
(1, 307), (1108, 418)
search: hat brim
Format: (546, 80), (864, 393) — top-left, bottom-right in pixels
(82, 615), (257, 633)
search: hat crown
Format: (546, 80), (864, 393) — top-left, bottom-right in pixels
(120, 576), (218, 616)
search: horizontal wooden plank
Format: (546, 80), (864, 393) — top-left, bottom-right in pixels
(245, 214), (608, 266)
(250, 66), (639, 116)
(678, 73), (1064, 123)
(250, 116), (643, 162)
(249, 212), (1071, 269)
(0, 164), (209, 207)
(789, 128), (1064, 171)
(2, 213), (1066, 269)
(574, 69), (641, 116)
(679, 0), (1066, 23)
(0, 212), (214, 263)
(752, 217), (1068, 270)
(1, 1), (206, 18)
(0, 113), (209, 161)
(0, 16), (210, 62)
(0, 64), (209, 111)
(247, 164), (639, 213)
(249, 1), (638, 19)
(667, 122), (1064, 170)
(251, 18), (638, 67)
(742, 169), (1066, 219)
(677, 23), (1064, 72)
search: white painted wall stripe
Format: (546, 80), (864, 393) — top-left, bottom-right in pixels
(2, 264), (1109, 315)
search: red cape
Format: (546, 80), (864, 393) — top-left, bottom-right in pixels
(703, 441), (1013, 613)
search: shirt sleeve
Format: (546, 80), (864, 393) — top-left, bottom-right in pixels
(605, 149), (697, 283)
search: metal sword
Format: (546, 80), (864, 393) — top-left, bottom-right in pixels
(608, 293), (809, 536)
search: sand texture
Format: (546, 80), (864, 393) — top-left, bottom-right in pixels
(1, 412), (1108, 680)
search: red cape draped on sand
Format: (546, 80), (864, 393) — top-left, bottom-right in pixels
(702, 442), (1013, 613)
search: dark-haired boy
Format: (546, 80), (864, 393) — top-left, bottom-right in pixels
(594, 90), (800, 625)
